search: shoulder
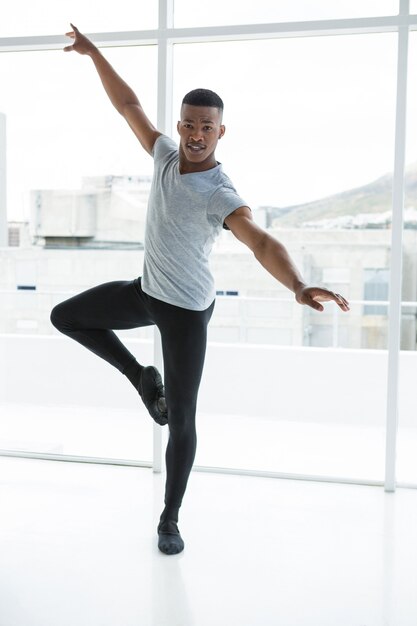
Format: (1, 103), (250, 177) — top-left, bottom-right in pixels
(209, 172), (245, 208)
(152, 134), (179, 161)
(207, 170), (249, 230)
(209, 168), (239, 199)
(216, 167), (237, 190)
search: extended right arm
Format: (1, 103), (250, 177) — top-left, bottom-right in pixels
(64, 23), (161, 155)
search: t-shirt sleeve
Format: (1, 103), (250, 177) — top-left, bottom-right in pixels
(208, 184), (249, 230)
(151, 134), (178, 162)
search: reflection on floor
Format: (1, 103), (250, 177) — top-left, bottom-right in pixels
(1, 456), (417, 626)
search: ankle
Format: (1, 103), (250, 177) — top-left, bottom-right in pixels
(158, 519), (179, 534)
(159, 505), (179, 525)
(123, 359), (143, 390)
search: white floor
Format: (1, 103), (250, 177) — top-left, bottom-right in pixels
(1, 457), (417, 626)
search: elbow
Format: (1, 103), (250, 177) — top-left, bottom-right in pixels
(121, 101), (141, 116)
(251, 232), (268, 258)
(119, 102), (130, 117)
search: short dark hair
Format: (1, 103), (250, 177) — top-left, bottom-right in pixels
(182, 88), (224, 112)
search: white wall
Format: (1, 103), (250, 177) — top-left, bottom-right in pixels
(2, 333), (415, 428)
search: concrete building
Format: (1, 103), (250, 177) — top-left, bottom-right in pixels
(1, 217), (416, 350)
(30, 174), (151, 249)
(1, 173), (415, 349)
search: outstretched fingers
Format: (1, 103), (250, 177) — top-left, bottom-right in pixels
(321, 291), (350, 311)
(310, 299), (324, 312)
(64, 23), (77, 52)
(333, 293), (350, 311)
(304, 287), (350, 312)
(63, 23), (96, 56)
(65, 23), (78, 37)
(63, 32), (74, 53)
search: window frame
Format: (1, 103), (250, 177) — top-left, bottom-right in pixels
(0, 0), (416, 490)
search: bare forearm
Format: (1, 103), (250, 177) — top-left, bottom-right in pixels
(254, 233), (306, 293)
(89, 48), (140, 114)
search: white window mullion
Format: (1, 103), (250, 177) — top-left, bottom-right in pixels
(0, 114), (6, 247)
(384, 0), (410, 492)
(156, 0), (174, 136)
(2, 15), (417, 53)
(153, 0), (174, 473)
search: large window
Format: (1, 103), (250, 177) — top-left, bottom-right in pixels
(0, 47), (157, 223)
(0, 45), (157, 463)
(173, 34), (396, 351)
(172, 33), (396, 480)
(0, 2), (416, 488)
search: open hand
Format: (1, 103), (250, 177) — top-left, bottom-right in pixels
(64, 23), (97, 55)
(295, 286), (350, 312)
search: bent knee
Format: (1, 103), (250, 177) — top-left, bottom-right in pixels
(50, 302), (68, 331)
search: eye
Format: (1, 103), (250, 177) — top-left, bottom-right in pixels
(203, 126), (213, 131)
(183, 123), (192, 128)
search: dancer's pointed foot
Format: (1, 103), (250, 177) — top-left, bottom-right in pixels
(138, 365), (168, 426)
(157, 520), (184, 555)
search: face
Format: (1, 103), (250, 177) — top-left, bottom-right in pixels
(177, 104), (225, 168)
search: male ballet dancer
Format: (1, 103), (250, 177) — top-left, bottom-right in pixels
(50, 24), (350, 555)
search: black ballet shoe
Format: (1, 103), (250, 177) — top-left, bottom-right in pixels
(138, 366), (168, 426)
(157, 520), (185, 555)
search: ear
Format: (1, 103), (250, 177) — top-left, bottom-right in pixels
(176, 121), (181, 134)
(219, 124), (226, 139)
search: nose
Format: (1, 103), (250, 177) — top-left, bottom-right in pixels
(189, 130), (204, 142)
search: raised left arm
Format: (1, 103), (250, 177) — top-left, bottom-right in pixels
(224, 207), (350, 312)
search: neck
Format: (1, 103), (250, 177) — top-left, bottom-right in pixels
(178, 146), (218, 174)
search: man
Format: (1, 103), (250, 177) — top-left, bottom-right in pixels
(51, 24), (350, 556)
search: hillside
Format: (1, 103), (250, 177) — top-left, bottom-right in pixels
(269, 163), (417, 228)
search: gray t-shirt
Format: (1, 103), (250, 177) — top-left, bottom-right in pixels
(141, 134), (247, 311)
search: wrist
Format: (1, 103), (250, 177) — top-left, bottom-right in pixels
(88, 45), (100, 59)
(293, 280), (307, 295)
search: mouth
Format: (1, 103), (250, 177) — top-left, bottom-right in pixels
(186, 143), (206, 154)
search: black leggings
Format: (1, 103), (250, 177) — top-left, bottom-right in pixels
(50, 277), (215, 517)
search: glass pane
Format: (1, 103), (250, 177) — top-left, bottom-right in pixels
(411, 1), (417, 14)
(0, 45), (157, 461)
(398, 32), (417, 484)
(174, 0), (398, 28)
(0, 335), (154, 462)
(0, 0), (157, 37)
(174, 34), (396, 479)
(197, 342), (388, 480)
(1, 46), (156, 222)
(174, 34), (396, 352)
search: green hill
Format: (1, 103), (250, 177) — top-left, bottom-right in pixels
(268, 163), (417, 228)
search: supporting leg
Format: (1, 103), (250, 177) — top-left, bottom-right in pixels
(152, 298), (215, 554)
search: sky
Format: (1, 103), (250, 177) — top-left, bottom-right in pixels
(0, 1), (416, 222)
(0, 0), (400, 37)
